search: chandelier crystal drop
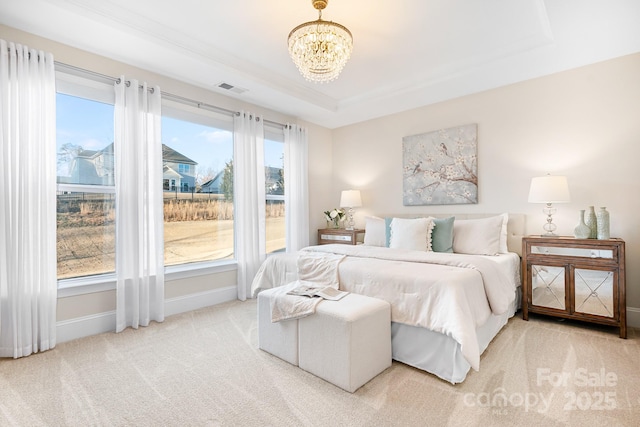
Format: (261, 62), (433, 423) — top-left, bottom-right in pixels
(288, 0), (353, 83)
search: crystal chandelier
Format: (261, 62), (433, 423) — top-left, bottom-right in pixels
(288, 0), (353, 83)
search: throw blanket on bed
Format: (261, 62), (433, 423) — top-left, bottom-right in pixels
(253, 244), (516, 371)
(270, 252), (345, 322)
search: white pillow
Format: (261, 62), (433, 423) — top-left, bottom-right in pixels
(453, 215), (504, 255)
(389, 217), (434, 251)
(363, 216), (386, 246)
(499, 212), (509, 254)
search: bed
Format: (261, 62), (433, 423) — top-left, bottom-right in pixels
(251, 213), (524, 384)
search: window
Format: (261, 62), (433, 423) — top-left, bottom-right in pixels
(56, 77), (116, 280)
(161, 105), (234, 267)
(56, 71), (238, 282)
(55, 68), (290, 284)
(265, 130), (285, 254)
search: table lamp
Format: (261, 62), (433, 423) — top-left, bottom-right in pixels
(528, 175), (571, 236)
(340, 190), (362, 231)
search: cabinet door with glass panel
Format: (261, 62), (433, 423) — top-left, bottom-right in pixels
(522, 237), (626, 338)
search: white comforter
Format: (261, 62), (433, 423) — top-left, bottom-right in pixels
(251, 244), (518, 371)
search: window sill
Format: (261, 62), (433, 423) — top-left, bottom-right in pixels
(57, 260), (238, 298)
(165, 260), (237, 281)
(57, 274), (117, 298)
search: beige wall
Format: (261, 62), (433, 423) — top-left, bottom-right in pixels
(304, 120), (335, 240)
(331, 53), (640, 319)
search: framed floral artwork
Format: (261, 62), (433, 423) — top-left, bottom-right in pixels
(402, 124), (478, 205)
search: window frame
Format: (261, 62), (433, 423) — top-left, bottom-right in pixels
(55, 70), (239, 294)
(56, 72), (118, 287)
(161, 99), (236, 270)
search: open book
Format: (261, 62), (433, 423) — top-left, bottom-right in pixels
(287, 284), (349, 301)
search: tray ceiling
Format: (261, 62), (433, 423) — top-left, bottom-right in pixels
(1, 0), (639, 128)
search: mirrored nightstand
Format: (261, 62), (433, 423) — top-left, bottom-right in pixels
(522, 236), (626, 338)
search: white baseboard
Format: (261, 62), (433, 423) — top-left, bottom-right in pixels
(627, 306), (640, 329)
(165, 286), (238, 317)
(56, 310), (117, 344)
(56, 286), (238, 344)
(54, 294), (640, 344)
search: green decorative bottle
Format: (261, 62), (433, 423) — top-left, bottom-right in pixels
(573, 210), (591, 239)
(584, 206), (597, 239)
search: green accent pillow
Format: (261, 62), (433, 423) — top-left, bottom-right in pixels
(431, 216), (455, 253)
(384, 217), (393, 247)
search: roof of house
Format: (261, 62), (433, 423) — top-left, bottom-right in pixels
(77, 143), (196, 165)
(162, 144), (197, 165)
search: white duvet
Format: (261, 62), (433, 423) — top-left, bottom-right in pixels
(251, 244), (518, 371)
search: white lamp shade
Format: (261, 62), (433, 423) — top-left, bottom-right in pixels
(340, 190), (362, 208)
(528, 175), (571, 203)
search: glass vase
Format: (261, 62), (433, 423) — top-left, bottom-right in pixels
(327, 219), (340, 229)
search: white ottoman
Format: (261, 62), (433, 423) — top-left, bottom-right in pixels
(257, 287), (299, 365)
(298, 293), (391, 393)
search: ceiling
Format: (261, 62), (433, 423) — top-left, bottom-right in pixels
(2, 0), (640, 129)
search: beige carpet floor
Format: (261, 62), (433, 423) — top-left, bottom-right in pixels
(0, 300), (639, 426)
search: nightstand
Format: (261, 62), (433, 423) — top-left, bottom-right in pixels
(522, 236), (626, 338)
(317, 228), (364, 245)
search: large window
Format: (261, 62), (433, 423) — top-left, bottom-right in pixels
(55, 70), (289, 283)
(161, 105), (234, 267)
(56, 84), (116, 280)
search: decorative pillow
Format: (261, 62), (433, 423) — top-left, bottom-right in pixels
(430, 216), (455, 253)
(384, 217), (393, 247)
(499, 213), (509, 254)
(389, 217), (434, 251)
(452, 215), (504, 255)
(363, 216), (386, 246)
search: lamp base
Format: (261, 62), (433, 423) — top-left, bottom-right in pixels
(540, 203), (560, 237)
(346, 207), (355, 231)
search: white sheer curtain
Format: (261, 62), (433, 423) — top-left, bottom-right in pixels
(284, 124), (309, 252)
(233, 111), (265, 301)
(0, 40), (57, 358)
(114, 77), (164, 332)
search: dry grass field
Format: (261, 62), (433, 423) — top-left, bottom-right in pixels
(57, 196), (285, 279)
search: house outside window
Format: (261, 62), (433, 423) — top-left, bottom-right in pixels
(163, 148), (197, 194)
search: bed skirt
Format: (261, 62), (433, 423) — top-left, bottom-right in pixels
(391, 289), (520, 384)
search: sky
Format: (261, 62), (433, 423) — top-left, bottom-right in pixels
(56, 93), (283, 181)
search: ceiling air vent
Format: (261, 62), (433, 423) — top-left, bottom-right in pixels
(216, 82), (247, 95)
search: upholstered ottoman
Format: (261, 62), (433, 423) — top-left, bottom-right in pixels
(257, 287), (299, 365)
(298, 293), (391, 393)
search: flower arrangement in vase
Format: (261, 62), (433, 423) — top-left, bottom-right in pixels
(324, 208), (345, 228)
